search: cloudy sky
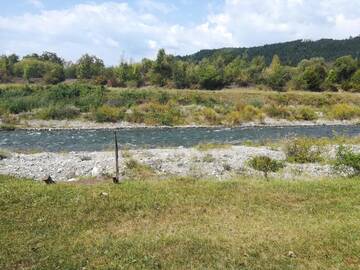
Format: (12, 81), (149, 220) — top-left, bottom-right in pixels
(0, 0), (359, 65)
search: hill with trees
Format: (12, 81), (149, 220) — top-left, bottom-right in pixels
(181, 37), (360, 66)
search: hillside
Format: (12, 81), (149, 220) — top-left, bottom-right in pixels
(181, 37), (360, 65)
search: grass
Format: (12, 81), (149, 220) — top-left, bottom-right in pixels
(196, 143), (232, 151)
(1, 175), (360, 269)
(2, 85), (360, 126)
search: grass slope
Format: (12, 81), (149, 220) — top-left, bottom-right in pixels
(1, 175), (360, 269)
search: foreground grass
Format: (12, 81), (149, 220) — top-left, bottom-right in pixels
(1, 175), (360, 269)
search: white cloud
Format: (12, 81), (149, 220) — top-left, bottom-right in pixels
(0, 0), (359, 65)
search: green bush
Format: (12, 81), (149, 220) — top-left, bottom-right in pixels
(264, 104), (291, 119)
(328, 104), (359, 120)
(38, 105), (81, 120)
(294, 106), (318, 121)
(285, 138), (324, 163)
(333, 146), (360, 177)
(249, 156), (284, 180)
(95, 105), (124, 123)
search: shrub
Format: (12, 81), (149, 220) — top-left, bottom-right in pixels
(333, 146), (360, 177)
(203, 154), (216, 163)
(38, 105), (81, 120)
(95, 105), (124, 123)
(201, 107), (219, 124)
(241, 105), (265, 122)
(294, 106), (318, 121)
(264, 104), (292, 119)
(224, 111), (242, 126)
(285, 138), (324, 163)
(249, 156), (284, 180)
(0, 149), (10, 160)
(328, 104), (359, 120)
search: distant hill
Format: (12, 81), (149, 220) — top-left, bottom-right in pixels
(180, 37), (360, 65)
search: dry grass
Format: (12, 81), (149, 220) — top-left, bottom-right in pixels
(1, 175), (360, 269)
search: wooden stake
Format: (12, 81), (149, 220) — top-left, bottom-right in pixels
(113, 131), (120, 184)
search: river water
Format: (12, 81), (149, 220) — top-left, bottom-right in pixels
(1, 125), (359, 152)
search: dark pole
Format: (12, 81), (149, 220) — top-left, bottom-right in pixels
(114, 131), (120, 183)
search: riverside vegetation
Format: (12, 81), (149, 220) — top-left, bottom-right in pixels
(1, 84), (360, 127)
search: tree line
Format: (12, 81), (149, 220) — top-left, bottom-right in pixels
(181, 37), (360, 65)
(0, 49), (359, 92)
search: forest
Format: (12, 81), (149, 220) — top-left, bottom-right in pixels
(0, 37), (360, 92)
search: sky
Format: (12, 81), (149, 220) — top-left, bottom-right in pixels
(0, 0), (359, 65)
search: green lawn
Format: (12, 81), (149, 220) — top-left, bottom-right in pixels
(1, 175), (360, 269)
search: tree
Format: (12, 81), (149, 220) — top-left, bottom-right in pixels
(198, 60), (224, 90)
(43, 63), (65, 84)
(150, 49), (173, 86)
(76, 54), (105, 79)
(333, 56), (357, 83)
(349, 69), (360, 92)
(295, 58), (327, 91)
(249, 156), (284, 180)
(40, 52), (64, 65)
(172, 61), (189, 88)
(263, 55), (290, 91)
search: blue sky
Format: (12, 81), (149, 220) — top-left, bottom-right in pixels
(0, 0), (359, 65)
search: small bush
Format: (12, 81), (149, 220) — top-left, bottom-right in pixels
(201, 107), (219, 124)
(224, 111), (243, 126)
(125, 159), (156, 180)
(0, 149), (10, 160)
(241, 105), (265, 122)
(328, 104), (359, 120)
(38, 105), (81, 120)
(294, 106), (318, 121)
(249, 156), (284, 180)
(95, 105), (124, 123)
(285, 138), (324, 163)
(264, 104), (292, 119)
(203, 154), (216, 163)
(333, 146), (360, 177)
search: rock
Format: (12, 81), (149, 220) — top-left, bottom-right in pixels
(43, 176), (56, 185)
(287, 251), (296, 258)
(91, 166), (102, 177)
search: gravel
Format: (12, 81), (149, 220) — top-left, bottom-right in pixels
(0, 145), (345, 181)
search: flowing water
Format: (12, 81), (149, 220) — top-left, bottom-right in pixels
(1, 125), (359, 152)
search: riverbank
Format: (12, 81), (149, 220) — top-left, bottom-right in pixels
(1, 118), (359, 130)
(2, 144), (358, 181)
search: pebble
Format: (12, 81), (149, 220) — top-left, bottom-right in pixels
(0, 145), (355, 182)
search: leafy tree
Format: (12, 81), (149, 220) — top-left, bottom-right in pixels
(150, 49), (172, 86)
(76, 54), (104, 79)
(43, 62), (65, 84)
(172, 61), (189, 88)
(64, 62), (77, 79)
(333, 55), (357, 83)
(295, 58), (327, 91)
(40, 52), (64, 65)
(198, 60), (224, 90)
(349, 69), (360, 92)
(19, 59), (46, 82)
(263, 55), (290, 91)
(224, 56), (249, 85)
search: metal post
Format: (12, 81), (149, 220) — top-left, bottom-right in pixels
(114, 131), (120, 183)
